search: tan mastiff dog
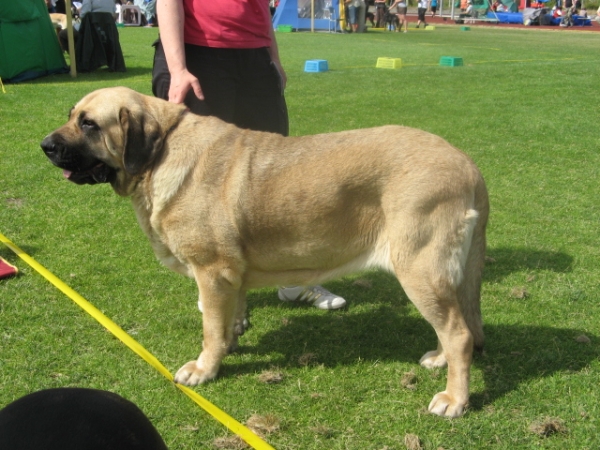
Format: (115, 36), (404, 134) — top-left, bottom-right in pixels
(41, 87), (488, 418)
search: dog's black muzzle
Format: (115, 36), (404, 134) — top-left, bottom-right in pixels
(41, 135), (115, 185)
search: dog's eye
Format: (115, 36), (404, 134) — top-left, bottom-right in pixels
(81, 119), (99, 131)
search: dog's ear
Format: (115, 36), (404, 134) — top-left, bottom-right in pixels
(120, 107), (164, 175)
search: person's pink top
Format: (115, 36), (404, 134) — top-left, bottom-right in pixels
(183, 0), (272, 48)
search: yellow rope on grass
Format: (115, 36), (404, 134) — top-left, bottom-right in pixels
(0, 230), (275, 450)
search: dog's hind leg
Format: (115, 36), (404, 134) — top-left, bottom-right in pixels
(418, 208), (485, 369)
(230, 291), (250, 353)
(392, 209), (483, 417)
(174, 263), (242, 386)
(196, 290), (250, 353)
(400, 272), (473, 418)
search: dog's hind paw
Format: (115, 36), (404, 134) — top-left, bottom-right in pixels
(174, 360), (217, 386)
(234, 317), (250, 337)
(428, 391), (466, 418)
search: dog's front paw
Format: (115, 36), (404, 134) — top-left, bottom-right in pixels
(419, 350), (448, 369)
(174, 360), (218, 386)
(428, 391), (467, 418)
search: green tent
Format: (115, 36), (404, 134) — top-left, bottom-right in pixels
(0, 0), (68, 83)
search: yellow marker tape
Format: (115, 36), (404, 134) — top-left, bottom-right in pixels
(0, 230), (275, 450)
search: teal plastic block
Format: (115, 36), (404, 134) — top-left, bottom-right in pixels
(439, 56), (464, 67)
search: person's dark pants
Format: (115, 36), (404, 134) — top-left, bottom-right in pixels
(152, 40), (289, 137)
(375, 5), (386, 27)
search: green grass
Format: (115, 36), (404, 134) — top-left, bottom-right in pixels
(1, 25), (600, 449)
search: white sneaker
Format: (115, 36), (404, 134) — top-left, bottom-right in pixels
(278, 286), (346, 310)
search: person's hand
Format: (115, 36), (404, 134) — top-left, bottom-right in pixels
(168, 68), (204, 104)
(272, 60), (287, 91)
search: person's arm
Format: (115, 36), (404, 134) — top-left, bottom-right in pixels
(156, 0), (204, 103)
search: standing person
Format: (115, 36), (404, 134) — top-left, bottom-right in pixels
(345, 0), (362, 32)
(416, 0), (428, 27)
(389, 0), (408, 32)
(57, 0), (116, 52)
(46, 0), (57, 13)
(430, 0), (438, 17)
(152, 0), (346, 310)
(138, 0), (157, 26)
(374, 0), (387, 27)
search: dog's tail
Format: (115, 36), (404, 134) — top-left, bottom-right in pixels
(457, 180), (488, 353)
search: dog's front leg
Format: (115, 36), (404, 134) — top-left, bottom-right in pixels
(174, 264), (241, 386)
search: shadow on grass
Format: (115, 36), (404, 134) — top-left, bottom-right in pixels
(26, 66), (152, 86)
(484, 246), (573, 282)
(469, 323), (597, 411)
(224, 245), (584, 411)
(228, 305), (598, 412)
(246, 246), (574, 310)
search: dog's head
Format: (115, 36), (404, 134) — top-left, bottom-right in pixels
(41, 87), (187, 195)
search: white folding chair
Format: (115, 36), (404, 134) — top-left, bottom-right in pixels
(324, 5), (338, 32)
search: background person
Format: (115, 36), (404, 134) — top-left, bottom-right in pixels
(416, 0), (428, 27)
(345, 0), (362, 32)
(430, 0), (438, 17)
(46, 0), (57, 13)
(466, 0), (473, 14)
(151, 0), (346, 310)
(58, 0), (116, 53)
(374, 0), (387, 27)
(389, 0), (408, 32)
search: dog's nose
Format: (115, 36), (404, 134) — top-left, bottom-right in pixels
(41, 135), (60, 158)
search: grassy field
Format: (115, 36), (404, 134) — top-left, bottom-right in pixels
(1, 24), (600, 449)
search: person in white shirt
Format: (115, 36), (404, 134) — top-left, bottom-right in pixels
(416, 0), (429, 27)
(465, 0), (473, 15)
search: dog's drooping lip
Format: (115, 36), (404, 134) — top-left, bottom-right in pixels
(61, 162), (115, 185)
(41, 134), (116, 185)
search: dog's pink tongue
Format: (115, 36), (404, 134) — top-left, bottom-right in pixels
(63, 169), (72, 179)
